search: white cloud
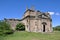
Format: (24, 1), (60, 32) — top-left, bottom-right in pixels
(48, 12), (60, 16)
(48, 12), (54, 15)
(55, 13), (60, 16)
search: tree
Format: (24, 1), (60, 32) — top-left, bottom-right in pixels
(53, 25), (60, 31)
(16, 23), (25, 31)
(0, 21), (14, 35)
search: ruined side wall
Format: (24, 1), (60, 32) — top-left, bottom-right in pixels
(5, 19), (20, 30)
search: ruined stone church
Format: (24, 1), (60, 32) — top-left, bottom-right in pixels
(4, 8), (53, 32)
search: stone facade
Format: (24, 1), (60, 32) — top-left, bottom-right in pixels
(4, 18), (21, 30)
(4, 9), (53, 32)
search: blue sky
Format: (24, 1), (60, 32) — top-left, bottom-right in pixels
(0, 0), (60, 27)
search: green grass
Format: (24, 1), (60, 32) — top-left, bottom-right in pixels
(4, 31), (60, 40)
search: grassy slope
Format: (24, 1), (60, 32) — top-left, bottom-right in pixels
(4, 31), (60, 40)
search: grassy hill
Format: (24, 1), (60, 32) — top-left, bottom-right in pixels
(4, 31), (60, 40)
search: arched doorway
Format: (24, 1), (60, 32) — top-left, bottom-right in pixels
(43, 25), (45, 32)
(42, 22), (47, 32)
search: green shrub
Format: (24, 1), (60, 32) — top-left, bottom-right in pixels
(4, 29), (14, 35)
(16, 22), (25, 31)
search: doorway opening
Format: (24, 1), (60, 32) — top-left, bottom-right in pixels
(42, 22), (47, 32)
(43, 25), (45, 32)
